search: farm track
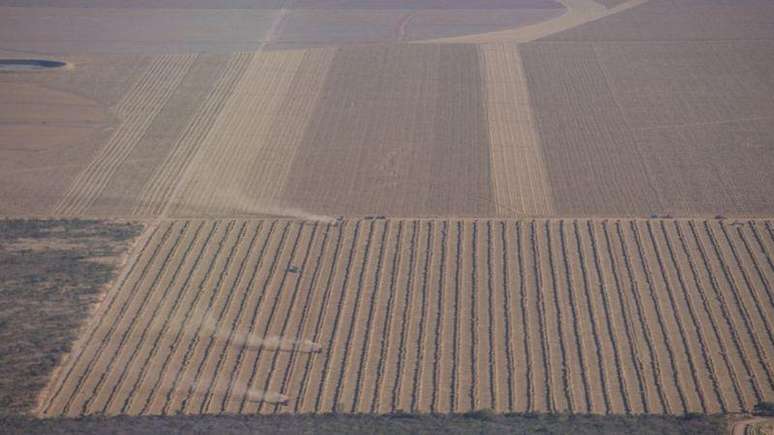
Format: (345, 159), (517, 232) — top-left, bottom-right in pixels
(38, 218), (774, 417)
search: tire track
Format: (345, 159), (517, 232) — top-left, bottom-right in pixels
(133, 52), (253, 217)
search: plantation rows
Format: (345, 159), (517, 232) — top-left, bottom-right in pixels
(39, 218), (774, 416)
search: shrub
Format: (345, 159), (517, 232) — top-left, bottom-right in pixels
(462, 408), (496, 421)
(753, 402), (774, 416)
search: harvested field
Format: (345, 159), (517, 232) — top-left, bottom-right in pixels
(479, 43), (553, 216)
(519, 42), (661, 216)
(544, 0), (774, 42)
(54, 54), (196, 217)
(519, 38), (774, 216)
(14, 43), (563, 219)
(167, 49), (335, 218)
(87, 53), (244, 217)
(0, 83), (113, 216)
(38, 218), (774, 417)
(280, 44), (493, 217)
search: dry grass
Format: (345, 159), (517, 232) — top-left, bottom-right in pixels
(0, 219), (142, 415)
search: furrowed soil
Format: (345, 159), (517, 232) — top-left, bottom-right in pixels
(3, 2), (774, 434)
(37, 218), (774, 417)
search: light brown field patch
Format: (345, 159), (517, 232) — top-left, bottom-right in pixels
(0, 82), (113, 215)
(38, 218), (774, 417)
(167, 48), (335, 218)
(54, 54), (197, 217)
(479, 43), (553, 216)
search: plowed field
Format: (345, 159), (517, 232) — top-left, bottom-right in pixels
(38, 218), (774, 417)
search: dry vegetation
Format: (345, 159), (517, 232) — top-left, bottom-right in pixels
(0, 219), (142, 414)
(1, 413), (727, 435)
(38, 218), (774, 417)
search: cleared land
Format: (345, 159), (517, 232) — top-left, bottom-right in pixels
(167, 48), (335, 218)
(2, 3), (773, 434)
(280, 44), (493, 216)
(0, 219), (142, 414)
(38, 218), (774, 417)
(0, 1), (566, 53)
(480, 43), (553, 216)
(54, 54), (197, 216)
(34, 43), (556, 219)
(520, 38), (774, 216)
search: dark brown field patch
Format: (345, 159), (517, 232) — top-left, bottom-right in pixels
(280, 44), (493, 217)
(543, 0), (774, 42)
(521, 40), (774, 216)
(519, 42), (660, 216)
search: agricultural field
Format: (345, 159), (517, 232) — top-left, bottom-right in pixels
(38, 218), (774, 417)
(1, 0), (774, 433)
